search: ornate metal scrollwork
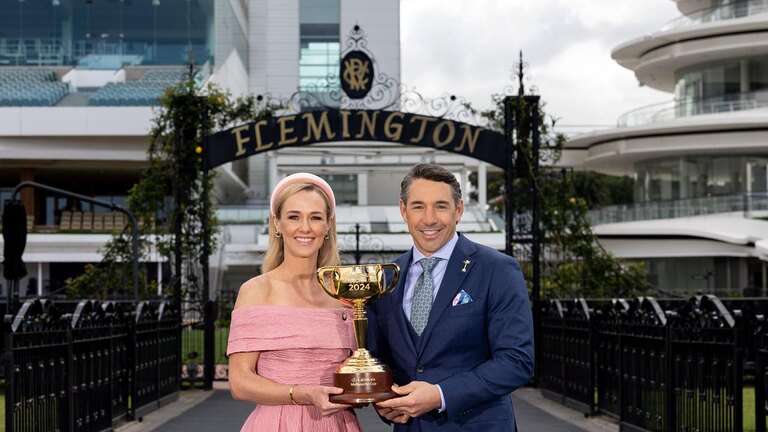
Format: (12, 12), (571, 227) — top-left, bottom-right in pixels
(338, 224), (399, 264)
(251, 26), (495, 128)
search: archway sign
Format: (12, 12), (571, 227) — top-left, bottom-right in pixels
(202, 26), (506, 170)
(203, 108), (505, 170)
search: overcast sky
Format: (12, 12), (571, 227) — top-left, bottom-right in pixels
(400, 0), (681, 136)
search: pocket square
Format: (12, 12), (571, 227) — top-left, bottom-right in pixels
(452, 290), (473, 306)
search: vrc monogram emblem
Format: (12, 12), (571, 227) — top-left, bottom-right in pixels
(341, 50), (374, 99)
(343, 58), (370, 92)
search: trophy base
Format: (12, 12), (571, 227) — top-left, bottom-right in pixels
(330, 350), (397, 404)
(330, 370), (397, 404)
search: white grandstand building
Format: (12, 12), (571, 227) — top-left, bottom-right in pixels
(567, 0), (768, 296)
(0, 0), (501, 299)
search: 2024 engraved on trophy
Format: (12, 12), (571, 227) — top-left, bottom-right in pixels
(317, 263), (400, 404)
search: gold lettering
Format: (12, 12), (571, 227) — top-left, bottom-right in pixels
(384, 112), (405, 141)
(348, 283), (371, 291)
(231, 125), (250, 157)
(302, 111), (336, 142)
(409, 115), (436, 143)
(355, 111), (379, 139)
(340, 110), (351, 138)
(454, 124), (481, 154)
(433, 120), (456, 148)
(254, 119), (273, 151)
(278, 115), (298, 146)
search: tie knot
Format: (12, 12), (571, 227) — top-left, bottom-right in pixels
(419, 257), (440, 273)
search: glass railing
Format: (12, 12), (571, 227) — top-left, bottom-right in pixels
(616, 90), (768, 127)
(662, 0), (768, 31)
(216, 205), (271, 224)
(588, 193), (768, 225)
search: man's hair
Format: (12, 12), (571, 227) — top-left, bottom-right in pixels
(400, 164), (462, 205)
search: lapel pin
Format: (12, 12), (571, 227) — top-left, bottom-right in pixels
(461, 260), (471, 272)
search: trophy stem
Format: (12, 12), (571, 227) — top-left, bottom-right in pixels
(352, 299), (366, 351)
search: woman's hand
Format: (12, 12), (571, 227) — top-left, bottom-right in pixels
(294, 385), (350, 417)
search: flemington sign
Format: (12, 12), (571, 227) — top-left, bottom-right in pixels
(202, 25), (506, 170)
(203, 109), (506, 170)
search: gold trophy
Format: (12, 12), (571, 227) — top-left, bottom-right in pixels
(317, 263), (400, 404)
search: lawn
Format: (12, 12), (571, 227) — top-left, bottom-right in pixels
(180, 327), (231, 364)
(745, 387), (756, 432)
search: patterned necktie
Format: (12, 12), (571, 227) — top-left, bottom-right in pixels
(410, 257), (440, 336)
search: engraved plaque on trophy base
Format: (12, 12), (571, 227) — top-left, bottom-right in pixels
(329, 349), (397, 404)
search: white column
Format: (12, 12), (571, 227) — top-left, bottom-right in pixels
(460, 168), (469, 202)
(478, 162), (487, 210)
(644, 172), (651, 201)
(746, 161), (753, 218)
(268, 153), (279, 193)
(357, 172), (368, 206)
(763, 261), (767, 296)
(157, 258), (163, 296)
(740, 60), (750, 93)
(679, 158), (688, 198)
(37, 262), (43, 296)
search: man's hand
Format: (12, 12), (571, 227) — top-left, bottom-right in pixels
(376, 381), (442, 418)
(374, 405), (410, 424)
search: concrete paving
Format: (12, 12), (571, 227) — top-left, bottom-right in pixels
(115, 382), (619, 432)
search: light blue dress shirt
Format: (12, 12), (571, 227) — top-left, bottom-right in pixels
(401, 232), (459, 413)
(402, 233), (459, 319)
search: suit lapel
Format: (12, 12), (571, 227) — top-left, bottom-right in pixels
(417, 234), (478, 353)
(390, 250), (417, 357)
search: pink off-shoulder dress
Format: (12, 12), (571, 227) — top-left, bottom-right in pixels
(226, 304), (362, 432)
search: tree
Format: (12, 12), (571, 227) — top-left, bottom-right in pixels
(468, 91), (649, 299)
(66, 73), (275, 299)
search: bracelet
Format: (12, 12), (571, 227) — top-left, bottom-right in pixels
(289, 384), (299, 405)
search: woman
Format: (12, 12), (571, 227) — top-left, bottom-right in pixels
(227, 173), (360, 431)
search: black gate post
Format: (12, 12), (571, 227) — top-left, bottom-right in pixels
(530, 96), (542, 376)
(171, 96), (185, 393)
(503, 91), (542, 382)
(665, 313), (674, 431)
(200, 100), (215, 391)
(3, 314), (13, 432)
(355, 223), (361, 264)
(503, 98), (515, 260)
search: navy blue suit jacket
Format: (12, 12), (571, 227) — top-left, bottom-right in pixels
(367, 233), (534, 431)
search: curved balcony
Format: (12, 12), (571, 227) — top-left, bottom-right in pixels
(612, 9), (768, 92)
(588, 193), (768, 226)
(663, 0), (768, 31)
(616, 90), (768, 127)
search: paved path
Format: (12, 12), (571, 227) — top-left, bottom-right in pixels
(117, 383), (617, 432)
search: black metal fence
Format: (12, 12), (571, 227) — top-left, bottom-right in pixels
(3, 298), (180, 432)
(538, 295), (768, 432)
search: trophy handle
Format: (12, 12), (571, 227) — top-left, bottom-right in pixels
(378, 263), (400, 296)
(317, 267), (341, 299)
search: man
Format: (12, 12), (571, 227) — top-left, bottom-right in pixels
(368, 163), (534, 431)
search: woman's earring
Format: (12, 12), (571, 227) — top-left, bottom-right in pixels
(275, 230), (283, 238)
(324, 233), (329, 240)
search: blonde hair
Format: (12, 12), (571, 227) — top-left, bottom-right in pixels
(261, 183), (340, 273)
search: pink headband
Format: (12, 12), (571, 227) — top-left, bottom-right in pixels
(270, 173), (336, 216)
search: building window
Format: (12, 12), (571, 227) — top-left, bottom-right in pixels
(0, 0), (214, 68)
(299, 0), (340, 95)
(319, 174), (357, 205)
(635, 155), (768, 202)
